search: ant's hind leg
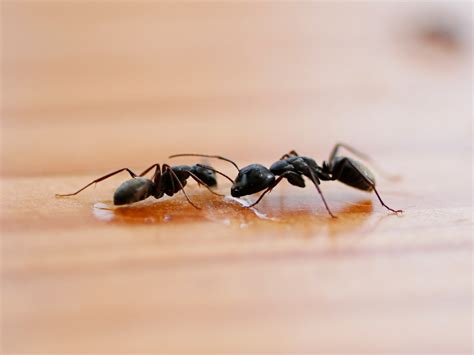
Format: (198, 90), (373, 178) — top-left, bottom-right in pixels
(372, 187), (403, 214)
(56, 168), (138, 197)
(328, 143), (370, 166)
(328, 143), (400, 181)
(336, 159), (403, 214)
(279, 150), (299, 160)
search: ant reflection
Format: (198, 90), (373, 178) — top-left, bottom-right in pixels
(327, 199), (373, 237)
(92, 193), (258, 225)
(92, 193), (397, 238)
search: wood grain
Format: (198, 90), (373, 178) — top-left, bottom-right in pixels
(1, 1), (472, 353)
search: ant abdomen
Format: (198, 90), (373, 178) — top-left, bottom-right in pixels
(331, 157), (375, 192)
(113, 177), (154, 205)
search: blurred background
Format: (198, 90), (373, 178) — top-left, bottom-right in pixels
(2, 1), (472, 176)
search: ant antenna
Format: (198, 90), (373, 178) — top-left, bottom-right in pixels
(195, 164), (235, 184)
(169, 153), (240, 171)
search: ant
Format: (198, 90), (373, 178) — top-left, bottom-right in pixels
(170, 143), (403, 218)
(56, 163), (231, 208)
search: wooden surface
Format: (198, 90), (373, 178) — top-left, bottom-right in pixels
(1, 1), (472, 353)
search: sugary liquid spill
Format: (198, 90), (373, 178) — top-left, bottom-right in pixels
(91, 190), (386, 230)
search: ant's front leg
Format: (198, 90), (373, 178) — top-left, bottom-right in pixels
(247, 174), (290, 208)
(247, 171), (304, 208)
(163, 164), (201, 209)
(187, 172), (225, 197)
(56, 168), (138, 197)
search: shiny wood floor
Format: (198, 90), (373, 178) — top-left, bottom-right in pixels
(1, 1), (472, 353)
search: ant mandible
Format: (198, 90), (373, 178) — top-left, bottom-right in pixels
(56, 163), (230, 208)
(170, 143), (403, 218)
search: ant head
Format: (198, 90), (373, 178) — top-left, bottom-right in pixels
(191, 164), (218, 187)
(113, 177), (154, 205)
(169, 153), (240, 171)
(231, 164), (275, 197)
(169, 153), (238, 186)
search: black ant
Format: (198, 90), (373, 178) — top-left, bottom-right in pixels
(56, 163), (231, 208)
(170, 143), (403, 218)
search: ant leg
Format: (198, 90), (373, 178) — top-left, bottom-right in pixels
(163, 165), (201, 209)
(248, 171), (303, 208)
(372, 187), (403, 214)
(329, 143), (368, 166)
(336, 158), (403, 214)
(248, 170), (335, 218)
(187, 171), (225, 197)
(247, 175), (287, 208)
(56, 168), (137, 197)
(139, 164), (160, 178)
(307, 168), (336, 218)
(279, 150), (299, 160)
(328, 143), (400, 181)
